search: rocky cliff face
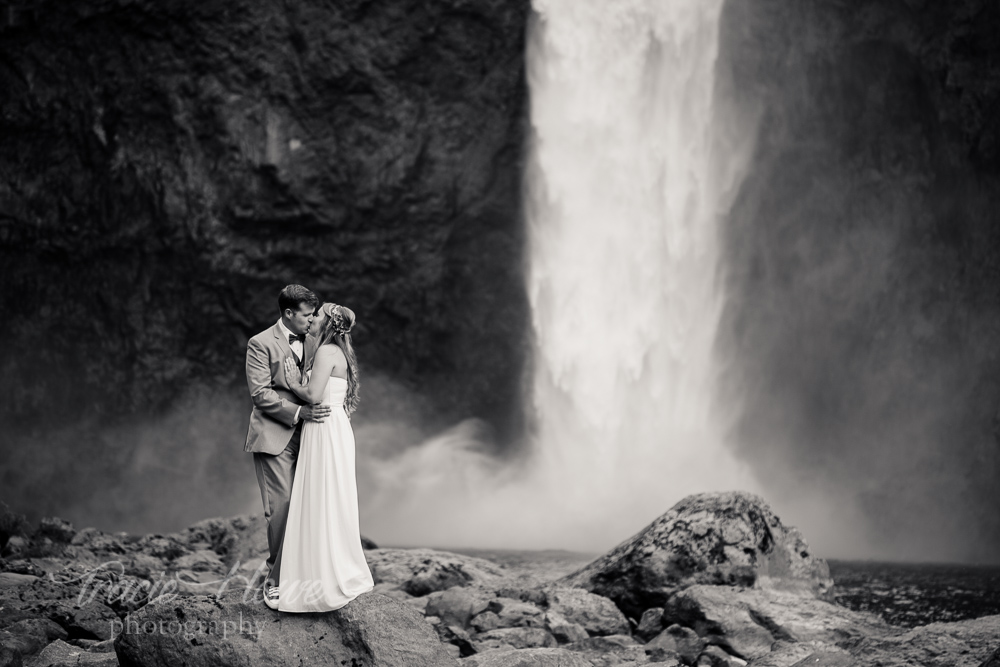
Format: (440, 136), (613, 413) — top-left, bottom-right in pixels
(717, 0), (1000, 562)
(0, 0), (531, 525)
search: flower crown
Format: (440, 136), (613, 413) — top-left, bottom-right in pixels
(322, 303), (352, 335)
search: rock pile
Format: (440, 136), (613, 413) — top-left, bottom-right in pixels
(1, 492), (998, 667)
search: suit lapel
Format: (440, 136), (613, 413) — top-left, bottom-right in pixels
(272, 323), (295, 361)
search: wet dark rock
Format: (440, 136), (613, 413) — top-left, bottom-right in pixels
(562, 493), (833, 620)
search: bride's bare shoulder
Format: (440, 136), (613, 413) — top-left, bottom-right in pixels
(316, 343), (346, 359)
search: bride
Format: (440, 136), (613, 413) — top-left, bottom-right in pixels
(270, 302), (374, 612)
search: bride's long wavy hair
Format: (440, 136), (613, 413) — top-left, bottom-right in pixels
(317, 303), (360, 416)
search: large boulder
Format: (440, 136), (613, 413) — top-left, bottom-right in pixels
(424, 586), (494, 629)
(836, 614), (1000, 667)
(542, 588), (630, 638)
(664, 586), (888, 662)
(365, 548), (506, 596)
(493, 598), (547, 629)
(113, 591), (455, 667)
(561, 492), (834, 619)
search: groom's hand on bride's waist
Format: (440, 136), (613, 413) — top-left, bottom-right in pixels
(300, 404), (332, 422)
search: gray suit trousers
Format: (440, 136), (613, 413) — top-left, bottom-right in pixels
(253, 422), (302, 587)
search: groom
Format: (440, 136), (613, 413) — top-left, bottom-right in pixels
(244, 284), (331, 609)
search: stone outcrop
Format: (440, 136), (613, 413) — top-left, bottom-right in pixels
(2, 495), (999, 667)
(664, 585), (891, 661)
(113, 591), (455, 667)
(561, 492), (833, 620)
(542, 587), (631, 638)
(366, 548), (507, 596)
(837, 615), (1000, 667)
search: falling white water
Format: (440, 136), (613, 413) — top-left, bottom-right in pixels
(360, 0), (759, 551)
(523, 0), (760, 537)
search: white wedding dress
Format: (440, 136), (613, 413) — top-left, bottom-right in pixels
(278, 376), (374, 612)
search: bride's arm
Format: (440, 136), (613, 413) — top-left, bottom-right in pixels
(284, 346), (335, 404)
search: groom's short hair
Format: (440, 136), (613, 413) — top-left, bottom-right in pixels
(278, 284), (319, 315)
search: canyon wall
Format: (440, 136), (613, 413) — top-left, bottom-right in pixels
(0, 0), (531, 528)
(718, 0), (1000, 562)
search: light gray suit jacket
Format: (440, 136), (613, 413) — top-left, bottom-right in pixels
(244, 322), (318, 455)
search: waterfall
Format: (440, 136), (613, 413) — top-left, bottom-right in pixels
(523, 0), (758, 541)
(360, 0), (758, 550)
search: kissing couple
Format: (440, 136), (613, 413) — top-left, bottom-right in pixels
(243, 284), (374, 612)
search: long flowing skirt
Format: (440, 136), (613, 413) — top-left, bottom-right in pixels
(278, 405), (374, 612)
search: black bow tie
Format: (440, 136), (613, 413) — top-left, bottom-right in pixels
(288, 334), (305, 346)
